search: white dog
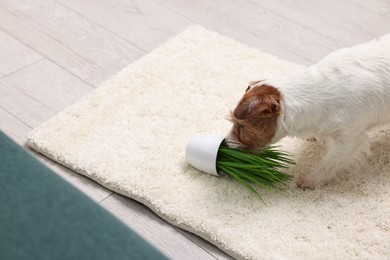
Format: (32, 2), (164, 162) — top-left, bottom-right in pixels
(225, 34), (390, 189)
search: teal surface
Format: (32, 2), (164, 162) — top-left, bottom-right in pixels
(0, 131), (168, 260)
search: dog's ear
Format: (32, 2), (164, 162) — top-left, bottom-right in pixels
(234, 85), (281, 120)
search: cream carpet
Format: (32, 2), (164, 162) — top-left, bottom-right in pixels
(27, 26), (389, 259)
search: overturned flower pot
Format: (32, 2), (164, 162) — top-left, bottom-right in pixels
(185, 134), (225, 176)
(185, 134), (295, 201)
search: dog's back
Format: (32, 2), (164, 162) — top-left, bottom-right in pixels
(266, 33), (390, 138)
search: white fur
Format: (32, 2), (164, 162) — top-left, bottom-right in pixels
(263, 34), (390, 188)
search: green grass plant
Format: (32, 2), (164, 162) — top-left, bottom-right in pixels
(216, 146), (294, 202)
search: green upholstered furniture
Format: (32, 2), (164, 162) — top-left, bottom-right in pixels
(0, 131), (168, 260)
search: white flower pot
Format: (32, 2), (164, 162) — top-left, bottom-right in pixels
(185, 134), (225, 176)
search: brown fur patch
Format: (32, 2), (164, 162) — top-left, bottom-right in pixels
(229, 85), (282, 150)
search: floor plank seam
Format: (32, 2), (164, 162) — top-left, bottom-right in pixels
(0, 26), (43, 68)
(0, 12), (98, 88)
(173, 227), (222, 260)
(223, 1), (352, 48)
(57, 1), (148, 54)
(0, 106), (33, 129)
(98, 192), (115, 204)
(160, 3), (318, 64)
(1, 79), (59, 115)
(168, 227), (219, 259)
(4, 8), (113, 71)
(0, 58), (45, 80)
(242, 27), (315, 64)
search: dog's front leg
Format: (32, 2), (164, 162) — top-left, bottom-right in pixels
(298, 132), (370, 189)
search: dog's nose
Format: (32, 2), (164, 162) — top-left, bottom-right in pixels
(223, 137), (234, 148)
(222, 139), (228, 146)
(224, 136), (244, 149)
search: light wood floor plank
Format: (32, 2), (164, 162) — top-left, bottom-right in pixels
(344, 0), (390, 15)
(100, 193), (219, 260)
(152, 0), (166, 4)
(0, 59), (93, 127)
(163, 0), (343, 64)
(171, 3), (313, 65)
(177, 229), (234, 260)
(245, 0), (390, 46)
(0, 80), (53, 129)
(37, 155), (113, 203)
(0, 29), (42, 77)
(0, 107), (31, 144)
(0, 0), (144, 85)
(58, 0), (193, 52)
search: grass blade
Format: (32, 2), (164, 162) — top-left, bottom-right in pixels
(216, 145), (294, 201)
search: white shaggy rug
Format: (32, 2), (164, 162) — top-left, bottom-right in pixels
(28, 26), (389, 259)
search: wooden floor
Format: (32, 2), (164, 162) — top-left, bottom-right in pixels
(1, 0), (390, 258)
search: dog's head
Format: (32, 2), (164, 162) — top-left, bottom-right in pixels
(225, 82), (282, 151)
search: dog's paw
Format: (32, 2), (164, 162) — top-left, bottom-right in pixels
(297, 173), (329, 190)
(296, 176), (316, 190)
